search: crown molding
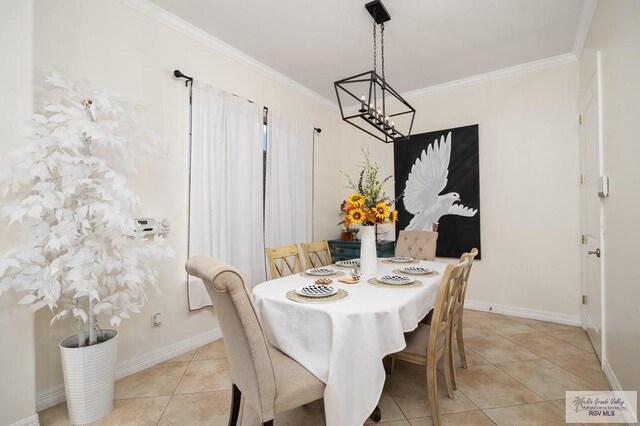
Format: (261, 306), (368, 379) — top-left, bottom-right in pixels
(573, 0), (598, 58)
(119, 0), (583, 110)
(401, 53), (578, 100)
(344, 52), (578, 111)
(118, 0), (337, 111)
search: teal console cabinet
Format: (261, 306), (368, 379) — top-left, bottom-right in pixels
(327, 239), (395, 262)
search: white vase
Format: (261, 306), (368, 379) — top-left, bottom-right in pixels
(60, 329), (118, 425)
(360, 225), (377, 275)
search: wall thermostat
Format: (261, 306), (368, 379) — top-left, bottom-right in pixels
(134, 218), (170, 235)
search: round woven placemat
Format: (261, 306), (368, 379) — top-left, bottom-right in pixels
(286, 288), (349, 304)
(381, 259), (420, 265)
(392, 269), (440, 277)
(300, 270), (345, 278)
(367, 277), (423, 288)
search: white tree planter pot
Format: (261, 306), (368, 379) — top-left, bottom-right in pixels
(360, 225), (378, 275)
(60, 330), (118, 425)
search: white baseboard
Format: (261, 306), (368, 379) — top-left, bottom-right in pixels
(9, 414), (39, 426)
(603, 359), (639, 425)
(35, 384), (65, 414)
(115, 327), (222, 380)
(36, 327), (222, 412)
(464, 299), (582, 326)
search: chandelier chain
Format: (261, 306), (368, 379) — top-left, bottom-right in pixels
(381, 22), (385, 83)
(373, 21), (377, 75)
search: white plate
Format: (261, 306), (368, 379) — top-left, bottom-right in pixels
(295, 285), (338, 298)
(387, 256), (414, 263)
(378, 275), (415, 285)
(401, 266), (431, 275)
(306, 267), (336, 276)
(335, 259), (360, 267)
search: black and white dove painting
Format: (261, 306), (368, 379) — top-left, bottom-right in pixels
(403, 132), (478, 231)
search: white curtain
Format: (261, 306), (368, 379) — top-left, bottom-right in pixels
(187, 81), (265, 310)
(264, 110), (314, 250)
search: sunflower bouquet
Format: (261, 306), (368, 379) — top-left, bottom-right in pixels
(340, 150), (398, 228)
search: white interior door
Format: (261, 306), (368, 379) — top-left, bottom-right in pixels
(579, 53), (604, 360)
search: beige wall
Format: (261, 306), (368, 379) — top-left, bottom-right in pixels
(31, 0), (342, 398)
(411, 63), (581, 317)
(0, 1), (38, 425)
(579, 0), (640, 392)
(333, 63), (582, 319)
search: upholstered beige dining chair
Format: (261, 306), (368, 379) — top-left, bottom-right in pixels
(388, 257), (468, 426)
(185, 257), (325, 426)
(448, 248), (479, 389)
(300, 241), (332, 269)
(395, 230), (438, 261)
(265, 244), (303, 279)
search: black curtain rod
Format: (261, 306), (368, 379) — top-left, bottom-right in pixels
(173, 69), (321, 133)
(173, 69), (193, 87)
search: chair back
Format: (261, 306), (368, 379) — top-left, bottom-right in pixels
(300, 241), (332, 269)
(265, 244), (303, 279)
(185, 257), (277, 420)
(452, 248), (478, 327)
(428, 258), (468, 361)
(395, 230), (438, 260)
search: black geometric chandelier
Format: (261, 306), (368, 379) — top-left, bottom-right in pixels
(334, 0), (415, 143)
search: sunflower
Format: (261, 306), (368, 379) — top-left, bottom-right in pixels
(389, 210), (398, 223)
(346, 207), (366, 224)
(374, 202), (390, 220)
(347, 193), (365, 207)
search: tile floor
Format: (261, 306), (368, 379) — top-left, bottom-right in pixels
(39, 310), (609, 425)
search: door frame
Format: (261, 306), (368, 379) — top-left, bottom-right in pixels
(579, 51), (606, 362)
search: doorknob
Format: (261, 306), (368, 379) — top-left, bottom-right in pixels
(588, 248), (601, 258)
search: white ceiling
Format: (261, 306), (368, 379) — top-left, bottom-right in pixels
(149, 0), (590, 102)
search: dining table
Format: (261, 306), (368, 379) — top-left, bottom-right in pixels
(252, 257), (448, 426)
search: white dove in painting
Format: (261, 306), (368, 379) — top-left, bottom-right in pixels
(403, 132), (478, 231)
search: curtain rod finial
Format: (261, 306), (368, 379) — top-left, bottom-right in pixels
(174, 69), (193, 87)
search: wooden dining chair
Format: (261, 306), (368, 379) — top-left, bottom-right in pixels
(265, 244), (304, 279)
(300, 241), (332, 269)
(395, 230), (438, 261)
(448, 248), (479, 389)
(185, 257), (326, 426)
(388, 257), (468, 426)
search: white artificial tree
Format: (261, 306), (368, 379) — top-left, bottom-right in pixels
(0, 71), (173, 346)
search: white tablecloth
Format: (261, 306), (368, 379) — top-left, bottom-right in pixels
(252, 258), (447, 426)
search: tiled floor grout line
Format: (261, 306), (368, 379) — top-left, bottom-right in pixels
(114, 394), (174, 401)
(383, 386), (411, 422)
(544, 355), (608, 390)
(547, 336), (597, 356)
(155, 351), (197, 425)
(490, 361), (556, 402)
(459, 330), (551, 405)
(155, 397), (172, 426)
(453, 324), (598, 421)
(493, 329), (603, 391)
(539, 331), (595, 356)
(456, 364), (540, 408)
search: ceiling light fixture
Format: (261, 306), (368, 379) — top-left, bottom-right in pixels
(334, 0), (415, 143)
